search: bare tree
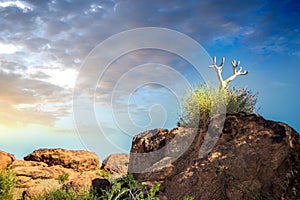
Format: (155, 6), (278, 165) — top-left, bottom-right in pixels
(209, 56), (248, 90)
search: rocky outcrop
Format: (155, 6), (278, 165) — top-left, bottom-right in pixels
(101, 153), (129, 175)
(0, 148), (107, 199)
(129, 113), (300, 200)
(129, 128), (196, 181)
(24, 148), (100, 172)
(12, 160), (76, 187)
(0, 150), (15, 170)
(61, 172), (107, 192)
(2, 113), (299, 199)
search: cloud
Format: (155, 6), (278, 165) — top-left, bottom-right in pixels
(0, 0), (33, 12)
(0, 0), (299, 128)
(90, 49), (200, 105)
(0, 43), (19, 54)
(0, 69), (71, 126)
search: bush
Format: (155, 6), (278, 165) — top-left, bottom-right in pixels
(226, 87), (258, 114)
(99, 174), (160, 200)
(56, 173), (69, 184)
(34, 188), (96, 200)
(96, 169), (110, 179)
(35, 174), (160, 200)
(184, 195), (195, 200)
(179, 84), (257, 128)
(0, 170), (17, 200)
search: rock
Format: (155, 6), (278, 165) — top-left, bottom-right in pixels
(24, 148), (100, 172)
(20, 169), (104, 199)
(12, 159), (82, 198)
(91, 178), (111, 193)
(129, 113), (300, 200)
(9, 148), (105, 199)
(22, 179), (61, 200)
(62, 171), (105, 192)
(130, 157), (174, 182)
(129, 127), (197, 181)
(101, 153), (129, 175)
(0, 150), (15, 170)
(11, 160), (76, 187)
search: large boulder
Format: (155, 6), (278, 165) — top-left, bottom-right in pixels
(0, 150), (15, 170)
(61, 171), (106, 193)
(10, 149), (108, 199)
(24, 148), (100, 172)
(129, 127), (197, 181)
(11, 159), (102, 199)
(12, 160), (76, 186)
(21, 179), (61, 200)
(129, 113), (300, 200)
(101, 153), (129, 175)
(21, 170), (105, 200)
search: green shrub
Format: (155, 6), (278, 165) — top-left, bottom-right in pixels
(35, 174), (160, 200)
(56, 173), (69, 184)
(179, 84), (257, 128)
(99, 174), (160, 200)
(34, 188), (96, 200)
(184, 195), (195, 200)
(96, 169), (110, 179)
(226, 87), (258, 114)
(35, 188), (96, 200)
(0, 170), (17, 200)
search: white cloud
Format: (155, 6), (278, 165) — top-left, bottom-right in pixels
(0, 43), (19, 54)
(47, 68), (78, 88)
(26, 65), (78, 89)
(0, 0), (33, 12)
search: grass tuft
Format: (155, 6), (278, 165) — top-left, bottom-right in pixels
(179, 84), (258, 128)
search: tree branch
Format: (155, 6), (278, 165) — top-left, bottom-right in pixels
(209, 56), (226, 90)
(209, 56), (248, 90)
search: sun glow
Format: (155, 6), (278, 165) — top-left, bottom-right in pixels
(26, 66), (78, 89)
(47, 68), (78, 88)
(0, 43), (19, 54)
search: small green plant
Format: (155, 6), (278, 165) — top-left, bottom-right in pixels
(179, 84), (221, 128)
(38, 173), (160, 200)
(179, 84), (257, 128)
(0, 170), (17, 200)
(96, 169), (110, 179)
(226, 87), (257, 114)
(34, 188), (96, 200)
(56, 173), (69, 184)
(99, 173), (160, 199)
(184, 195), (195, 200)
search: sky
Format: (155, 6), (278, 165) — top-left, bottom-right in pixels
(0, 0), (299, 160)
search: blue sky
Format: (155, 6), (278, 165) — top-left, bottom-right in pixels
(0, 0), (299, 160)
